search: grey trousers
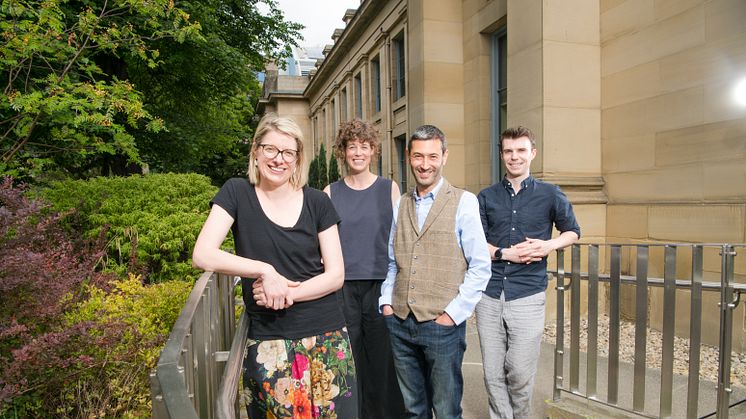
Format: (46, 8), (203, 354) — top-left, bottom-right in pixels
(475, 291), (546, 419)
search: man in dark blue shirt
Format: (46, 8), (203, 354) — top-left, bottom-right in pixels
(476, 126), (580, 419)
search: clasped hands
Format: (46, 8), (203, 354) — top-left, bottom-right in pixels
(502, 238), (554, 264)
(252, 269), (299, 310)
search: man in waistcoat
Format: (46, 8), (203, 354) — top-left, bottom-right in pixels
(476, 126), (580, 418)
(379, 124), (492, 419)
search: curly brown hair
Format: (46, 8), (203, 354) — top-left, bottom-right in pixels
(333, 119), (381, 160)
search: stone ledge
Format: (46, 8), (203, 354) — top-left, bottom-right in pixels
(544, 393), (642, 419)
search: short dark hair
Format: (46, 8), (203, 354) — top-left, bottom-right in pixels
(408, 124), (447, 152)
(500, 126), (536, 151)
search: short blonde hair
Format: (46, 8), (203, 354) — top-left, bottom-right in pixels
(247, 113), (308, 188)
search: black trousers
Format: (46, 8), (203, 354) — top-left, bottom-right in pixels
(340, 280), (405, 419)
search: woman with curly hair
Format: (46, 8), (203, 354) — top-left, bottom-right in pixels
(324, 119), (404, 419)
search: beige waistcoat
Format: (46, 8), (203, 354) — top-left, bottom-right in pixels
(392, 180), (468, 321)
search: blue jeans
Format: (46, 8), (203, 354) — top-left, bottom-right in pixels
(384, 313), (466, 419)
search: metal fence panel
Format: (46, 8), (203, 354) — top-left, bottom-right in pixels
(687, 246), (703, 419)
(633, 246), (649, 413)
(608, 245), (621, 406)
(586, 245), (599, 399)
(659, 245), (676, 418)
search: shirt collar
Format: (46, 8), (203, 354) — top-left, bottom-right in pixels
(412, 177), (445, 202)
(501, 175), (534, 191)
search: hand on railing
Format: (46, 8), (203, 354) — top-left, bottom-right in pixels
(252, 276), (299, 310)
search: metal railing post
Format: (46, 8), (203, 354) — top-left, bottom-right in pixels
(216, 311), (250, 419)
(633, 245), (649, 413)
(716, 245), (736, 419)
(686, 245), (703, 419)
(570, 245), (581, 393)
(586, 245), (599, 399)
(553, 248), (567, 402)
(608, 245), (621, 406)
(659, 245), (676, 418)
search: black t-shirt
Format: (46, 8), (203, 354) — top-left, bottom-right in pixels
(211, 178), (344, 339)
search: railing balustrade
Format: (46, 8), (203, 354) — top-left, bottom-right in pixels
(552, 244), (746, 419)
(150, 272), (239, 419)
(151, 244), (745, 418)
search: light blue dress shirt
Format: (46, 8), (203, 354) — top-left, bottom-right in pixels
(379, 178), (492, 325)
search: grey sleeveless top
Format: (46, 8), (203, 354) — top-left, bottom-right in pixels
(330, 176), (393, 280)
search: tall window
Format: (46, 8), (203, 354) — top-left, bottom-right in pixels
(491, 29), (507, 183)
(340, 88), (348, 122)
(313, 116), (319, 150)
(321, 109), (326, 146)
(392, 33), (406, 100)
(371, 56), (381, 113)
(354, 73), (363, 118)
(395, 135), (407, 193)
(331, 99), (336, 137)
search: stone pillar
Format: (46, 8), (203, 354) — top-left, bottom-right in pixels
(409, 0), (466, 186)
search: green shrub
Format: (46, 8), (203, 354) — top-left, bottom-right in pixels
(54, 274), (193, 417)
(38, 173), (219, 282)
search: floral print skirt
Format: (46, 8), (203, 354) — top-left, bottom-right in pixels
(241, 328), (358, 419)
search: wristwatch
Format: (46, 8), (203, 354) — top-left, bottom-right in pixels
(493, 247), (502, 261)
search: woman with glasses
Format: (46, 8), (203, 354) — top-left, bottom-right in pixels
(193, 113), (357, 418)
(323, 119), (404, 419)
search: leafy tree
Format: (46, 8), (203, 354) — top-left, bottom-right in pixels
(0, 0), (200, 183)
(308, 152), (320, 190)
(128, 0), (302, 183)
(328, 153), (341, 184)
(0, 0), (302, 185)
(317, 143), (329, 190)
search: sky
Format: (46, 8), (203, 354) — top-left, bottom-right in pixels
(274, 0), (362, 47)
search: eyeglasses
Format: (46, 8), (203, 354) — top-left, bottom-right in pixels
(258, 144), (299, 163)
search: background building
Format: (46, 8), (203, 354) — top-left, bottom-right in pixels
(259, 0), (746, 350)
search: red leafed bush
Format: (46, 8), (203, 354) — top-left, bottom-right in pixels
(0, 177), (111, 332)
(0, 177), (115, 415)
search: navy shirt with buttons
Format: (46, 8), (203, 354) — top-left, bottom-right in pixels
(477, 176), (580, 301)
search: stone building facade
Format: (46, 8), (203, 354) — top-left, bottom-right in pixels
(259, 0), (746, 350)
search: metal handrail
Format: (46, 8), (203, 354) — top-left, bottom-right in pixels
(216, 311), (249, 418)
(150, 272), (238, 419)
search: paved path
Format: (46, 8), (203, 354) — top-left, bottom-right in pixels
(462, 318), (551, 419)
(461, 318), (746, 419)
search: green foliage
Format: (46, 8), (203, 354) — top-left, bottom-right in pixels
(57, 274), (191, 417)
(0, 0), (201, 182)
(129, 0), (301, 183)
(66, 273), (193, 370)
(38, 173), (218, 282)
(308, 152), (320, 190)
(0, 0), (303, 185)
(328, 153), (341, 184)
(1, 180), (192, 417)
(0, 275), (192, 418)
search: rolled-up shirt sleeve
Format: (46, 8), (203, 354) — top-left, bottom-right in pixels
(444, 192), (492, 325)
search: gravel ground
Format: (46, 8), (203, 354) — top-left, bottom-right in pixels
(542, 314), (746, 387)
